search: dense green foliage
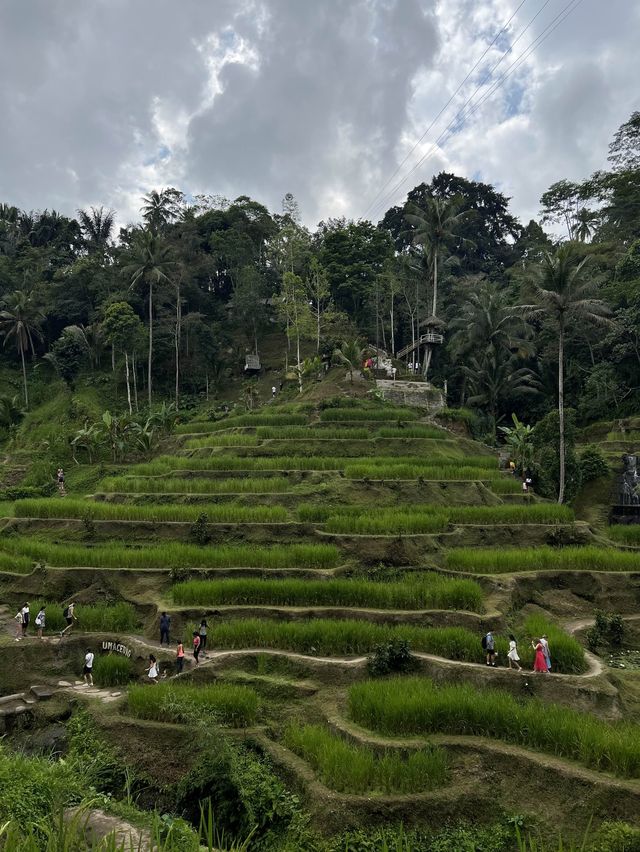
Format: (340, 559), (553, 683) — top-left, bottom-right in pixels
(128, 683), (260, 726)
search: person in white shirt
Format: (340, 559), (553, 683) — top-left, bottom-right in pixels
(83, 650), (94, 685)
(20, 602), (30, 638)
(35, 607), (46, 639)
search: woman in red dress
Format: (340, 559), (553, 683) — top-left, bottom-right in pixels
(532, 639), (548, 673)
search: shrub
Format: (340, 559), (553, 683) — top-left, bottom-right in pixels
(367, 639), (417, 676)
(92, 654), (134, 686)
(579, 444), (610, 483)
(172, 574), (484, 612)
(282, 724), (446, 794)
(348, 677), (640, 778)
(190, 513), (210, 545)
(128, 683), (259, 726)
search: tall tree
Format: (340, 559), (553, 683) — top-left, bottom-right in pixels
(140, 188), (184, 234)
(77, 206), (115, 254)
(0, 290), (44, 407)
(102, 302), (143, 415)
(121, 231), (175, 405)
(522, 245), (610, 503)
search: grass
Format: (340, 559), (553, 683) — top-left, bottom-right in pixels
(257, 426), (369, 439)
(0, 551), (33, 574)
(13, 498), (289, 524)
(320, 408), (420, 422)
(0, 501), (15, 518)
(445, 545), (640, 574)
(344, 463), (503, 480)
(282, 723), (446, 794)
(375, 426), (447, 438)
(92, 654), (134, 686)
(183, 434), (259, 448)
(127, 682), (259, 726)
(203, 620), (583, 672)
(30, 601), (136, 633)
(607, 526), (640, 545)
(348, 677), (640, 778)
(488, 478), (527, 495)
(98, 476), (295, 495)
(299, 504), (575, 534)
(0, 537), (340, 571)
(171, 573), (484, 612)
(176, 414), (307, 433)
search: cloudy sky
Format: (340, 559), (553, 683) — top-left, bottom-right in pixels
(0, 0), (638, 230)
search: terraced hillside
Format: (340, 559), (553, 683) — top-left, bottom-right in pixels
(2, 397), (640, 847)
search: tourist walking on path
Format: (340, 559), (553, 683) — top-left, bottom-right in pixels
(199, 619), (208, 657)
(532, 639), (549, 673)
(20, 602), (30, 637)
(176, 640), (185, 674)
(483, 630), (497, 666)
(35, 606), (46, 639)
(192, 631), (201, 666)
(83, 649), (94, 686)
(146, 654), (159, 683)
(159, 612), (171, 645)
(57, 467), (66, 495)
(540, 634), (551, 671)
(60, 602), (77, 637)
(507, 634), (522, 671)
(14, 609), (22, 640)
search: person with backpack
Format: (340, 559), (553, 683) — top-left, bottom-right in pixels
(60, 602), (77, 637)
(159, 612), (171, 645)
(35, 606), (46, 639)
(482, 630), (497, 666)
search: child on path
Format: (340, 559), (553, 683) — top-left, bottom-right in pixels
(35, 606), (46, 639)
(146, 654), (159, 683)
(83, 649), (94, 686)
(192, 631), (201, 666)
(60, 602), (77, 637)
(176, 640), (185, 674)
(507, 634), (522, 671)
(532, 639), (549, 673)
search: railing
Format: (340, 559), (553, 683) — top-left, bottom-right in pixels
(396, 333), (444, 359)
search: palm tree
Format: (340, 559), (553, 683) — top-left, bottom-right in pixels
(404, 195), (467, 376)
(77, 206), (115, 253)
(140, 189), (183, 234)
(333, 340), (366, 384)
(121, 231), (175, 405)
(0, 290), (44, 408)
(522, 244), (610, 503)
(572, 208), (598, 243)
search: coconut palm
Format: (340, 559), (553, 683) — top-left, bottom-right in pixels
(140, 188), (183, 234)
(404, 195), (467, 376)
(121, 230), (175, 405)
(572, 207), (598, 242)
(0, 290), (44, 408)
(522, 244), (611, 503)
(77, 206), (115, 253)
(333, 340), (366, 384)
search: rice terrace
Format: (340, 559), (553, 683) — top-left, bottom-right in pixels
(2, 3), (640, 849)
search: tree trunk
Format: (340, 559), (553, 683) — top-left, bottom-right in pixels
(390, 303), (395, 356)
(205, 372), (209, 401)
(432, 251), (438, 317)
(20, 345), (28, 408)
(175, 286), (181, 411)
(316, 303), (320, 354)
(148, 281), (153, 407)
(124, 352), (132, 415)
(558, 318), (566, 504)
(111, 345), (115, 372)
(132, 352), (139, 412)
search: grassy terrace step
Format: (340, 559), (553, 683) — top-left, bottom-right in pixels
(607, 526), (640, 545)
(182, 437), (461, 454)
(0, 538), (340, 571)
(128, 682), (259, 725)
(98, 476), (296, 495)
(197, 619), (585, 672)
(446, 546), (640, 573)
(319, 408), (420, 422)
(12, 498), (289, 523)
(26, 601), (136, 632)
(282, 723), (446, 794)
(171, 575), (484, 612)
(300, 504), (575, 534)
(348, 677), (640, 778)
(175, 414), (309, 433)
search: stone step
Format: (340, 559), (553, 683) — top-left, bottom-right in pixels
(30, 684), (54, 700)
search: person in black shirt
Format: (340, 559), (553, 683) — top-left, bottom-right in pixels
(159, 612), (171, 645)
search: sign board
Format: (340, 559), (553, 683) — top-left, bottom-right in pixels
(101, 640), (132, 658)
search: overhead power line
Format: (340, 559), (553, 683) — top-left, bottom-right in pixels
(364, 0), (585, 223)
(361, 0), (530, 219)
